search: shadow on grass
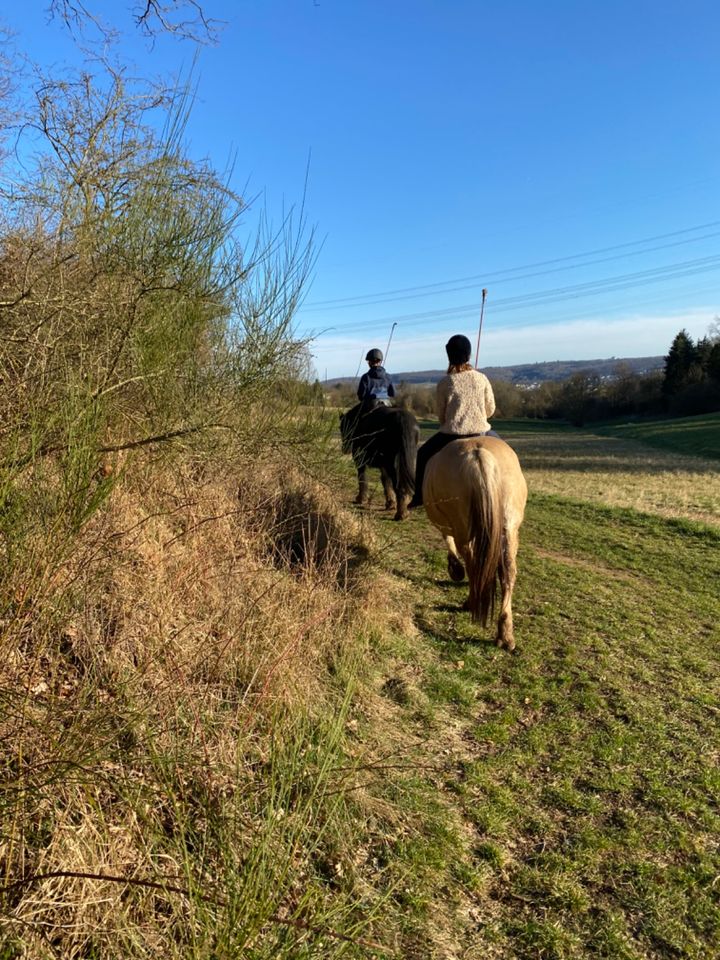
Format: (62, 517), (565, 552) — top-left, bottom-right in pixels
(414, 607), (499, 648)
(520, 455), (720, 474)
(388, 566), (427, 585)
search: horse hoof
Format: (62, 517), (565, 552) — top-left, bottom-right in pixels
(447, 554), (465, 582)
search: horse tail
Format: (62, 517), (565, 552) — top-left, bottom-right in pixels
(395, 411), (419, 502)
(464, 446), (505, 626)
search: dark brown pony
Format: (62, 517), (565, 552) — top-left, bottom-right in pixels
(340, 403), (419, 520)
(424, 436), (527, 650)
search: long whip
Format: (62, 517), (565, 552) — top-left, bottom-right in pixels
(385, 322), (398, 364)
(474, 288), (488, 368)
(354, 351), (364, 380)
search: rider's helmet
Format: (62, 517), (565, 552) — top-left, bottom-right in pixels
(445, 334), (472, 365)
(365, 348), (383, 363)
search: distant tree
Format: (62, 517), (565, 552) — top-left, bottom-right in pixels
(522, 380), (562, 419)
(605, 362), (638, 415)
(633, 371), (664, 415)
(490, 379), (523, 418)
(559, 371), (601, 426)
(660, 329), (720, 416)
(399, 384), (435, 418)
(694, 336), (717, 383)
(707, 341), (720, 384)
(662, 330), (697, 398)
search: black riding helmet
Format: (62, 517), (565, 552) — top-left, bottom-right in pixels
(366, 348), (383, 362)
(445, 334), (472, 365)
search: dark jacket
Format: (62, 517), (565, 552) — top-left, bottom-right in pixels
(358, 365), (395, 402)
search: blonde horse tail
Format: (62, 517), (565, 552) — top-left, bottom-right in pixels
(464, 446), (504, 626)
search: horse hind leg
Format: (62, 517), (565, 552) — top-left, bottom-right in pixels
(384, 462), (408, 522)
(446, 535), (466, 582)
(496, 529), (519, 651)
(380, 467), (397, 512)
(395, 490), (410, 521)
(355, 465), (369, 505)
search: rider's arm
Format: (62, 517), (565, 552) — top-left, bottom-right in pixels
(435, 377), (448, 426)
(484, 376), (496, 419)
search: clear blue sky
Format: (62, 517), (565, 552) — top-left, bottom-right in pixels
(6, 1), (720, 378)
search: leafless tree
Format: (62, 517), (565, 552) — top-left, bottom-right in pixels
(48, 0), (222, 43)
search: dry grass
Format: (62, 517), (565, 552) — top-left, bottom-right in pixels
(507, 427), (720, 526)
(0, 449), (406, 957)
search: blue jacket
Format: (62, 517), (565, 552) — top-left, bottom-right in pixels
(358, 365), (395, 402)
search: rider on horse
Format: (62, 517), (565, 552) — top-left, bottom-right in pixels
(358, 348), (395, 409)
(408, 334), (499, 509)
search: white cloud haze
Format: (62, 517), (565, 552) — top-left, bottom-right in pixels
(308, 308), (718, 380)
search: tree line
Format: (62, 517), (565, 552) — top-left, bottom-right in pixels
(339, 323), (720, 425)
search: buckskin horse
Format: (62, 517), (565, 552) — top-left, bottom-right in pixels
(423, 436), (527, 650)
(339, 403), (419, 520)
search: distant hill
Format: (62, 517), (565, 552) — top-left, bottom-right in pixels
(326, 356), (664, 388)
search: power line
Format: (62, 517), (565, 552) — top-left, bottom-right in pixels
(303, 230), (720, 313)
(303, 253), (720, 334)
(301, 219), (720, 310)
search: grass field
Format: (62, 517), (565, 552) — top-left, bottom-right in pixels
(591, 412), (720, 461)
(337, 418), (720, 958)
(7, 415), (715, 958)
(490, 418), (720, 527)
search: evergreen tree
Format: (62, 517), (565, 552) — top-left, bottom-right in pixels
(662, 330), (697, 397)
(707, 341), (720, 383)
(696, 336), (714, 374)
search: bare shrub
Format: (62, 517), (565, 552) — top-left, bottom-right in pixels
(0, 52), (400, 957)
(0, 450), (390, 956)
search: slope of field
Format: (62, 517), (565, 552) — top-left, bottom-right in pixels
(488, 418), (720, 527)
(591, 412), (720, 461)
(335, 421), (720, 958)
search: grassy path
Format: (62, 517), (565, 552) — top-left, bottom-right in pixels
(349, 422), (720, 959)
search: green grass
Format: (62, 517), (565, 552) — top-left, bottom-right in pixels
(590, 412), (720, 460)
(345, 421), (720, 958)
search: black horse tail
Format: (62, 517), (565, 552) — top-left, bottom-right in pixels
(395, 410), (419, 504)
(465, 446), (504, 627)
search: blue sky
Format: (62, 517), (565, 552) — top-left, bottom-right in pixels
(5, 1), (720, 378)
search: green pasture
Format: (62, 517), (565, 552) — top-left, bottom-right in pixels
(419, 410), (720, 459)
(591, 412), (720, 460)
(342, 419), (720, 958)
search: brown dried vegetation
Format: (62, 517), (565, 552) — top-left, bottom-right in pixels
(0, 61), (401, 957)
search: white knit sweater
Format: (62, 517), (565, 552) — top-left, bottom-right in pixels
(436, 369), (496, 435)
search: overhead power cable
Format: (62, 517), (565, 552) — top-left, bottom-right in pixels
(303, 230), (720, 313)
(301, 219), (720, 310)
(305, 253), (720, 334)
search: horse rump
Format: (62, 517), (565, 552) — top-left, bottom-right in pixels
(339, 403), (419, 520)
(425, 436), (526, 649)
